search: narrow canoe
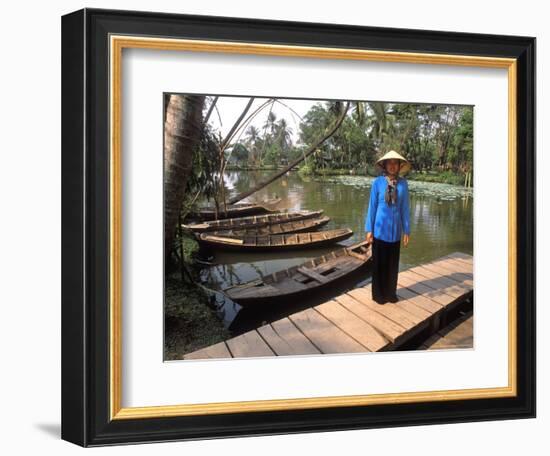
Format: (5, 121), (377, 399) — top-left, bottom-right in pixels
(183, 210), (323, 233)
(224, 240), (372, 307)
(209, 216), (330, 237)
(190, 197), (282, 220)
(199, 228), (354, 252)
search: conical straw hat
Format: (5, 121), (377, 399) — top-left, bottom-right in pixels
(375, 150), (411, 175)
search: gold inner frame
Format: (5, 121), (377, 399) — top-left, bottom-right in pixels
(109, 35), (517, 420)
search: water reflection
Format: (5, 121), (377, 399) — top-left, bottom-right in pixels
(200, 170), (473, 333)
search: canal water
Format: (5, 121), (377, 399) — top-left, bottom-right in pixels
(198, 170), (473, 334)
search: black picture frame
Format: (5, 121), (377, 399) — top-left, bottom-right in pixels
(62, 7), (536, 447)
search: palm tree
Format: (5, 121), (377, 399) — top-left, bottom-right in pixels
(245, 125), (260, 142)
(263, 111), (278, 136)
(228, 102), (350, 204)
(164, 94), (205, 264)
(245, 125), (260, 165)
(274, 118), (293, 155)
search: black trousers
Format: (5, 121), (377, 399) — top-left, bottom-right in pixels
(371, 236), (401, 303)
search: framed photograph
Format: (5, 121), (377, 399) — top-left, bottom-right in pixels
(61, 8), (535, 447)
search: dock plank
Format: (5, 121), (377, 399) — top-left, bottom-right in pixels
(315, 300), (389, 351)
(405, 269), (472, 298)
(412, 264), (469, 286)
(418, 261), (473, 286)
(445, 252), (473, 264)
(257, 324), (297, 356)
(183, 341), (232, 360)
(348, 288), (419, 329)
(396, 286), (443, 314)
(361, 283), (433, 321)
(353, 286), (430, 325)
(289, 307), (368, 353)
(397, 272), (452, 306)
(402, 270), (472, 298)
(433, 258), (473, 276)
(443, 259), (474, 277)
(271, 318), (322, 355)
(335, 294), (405, 342)
(226, 331), (275, 358)
(184, 252), (475, 359)
(258, 319), (321, 356)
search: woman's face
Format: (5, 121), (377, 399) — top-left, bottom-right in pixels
(385, 159), (401, 176)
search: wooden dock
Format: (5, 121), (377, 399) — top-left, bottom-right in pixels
(420, 311), (473, 350)
(183, 252), (474, 360)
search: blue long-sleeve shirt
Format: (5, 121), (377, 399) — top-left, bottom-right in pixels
(364, 175), (411, 243)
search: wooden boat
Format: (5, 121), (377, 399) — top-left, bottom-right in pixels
(210, 216), (330, 237)
(199, 228), (354, 252)
(183, 210), (323, 233)
(190, 197), (282, 220)
(224, 240), (372, 307)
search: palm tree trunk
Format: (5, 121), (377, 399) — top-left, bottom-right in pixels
(228, 102), (350, 204)
(164, 94), (205, 264)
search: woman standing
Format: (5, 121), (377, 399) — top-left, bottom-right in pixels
(364, 151), (411, 304)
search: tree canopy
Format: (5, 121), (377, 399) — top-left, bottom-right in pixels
(226, 100), (473, 174)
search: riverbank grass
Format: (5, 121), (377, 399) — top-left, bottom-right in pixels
(164, 235), (231, 360)
(407, 170), (468, 186)
(298, 164), (470, 186)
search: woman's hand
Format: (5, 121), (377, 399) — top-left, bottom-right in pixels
(366, 232), (373, 243)
(403, 234), (410, 247)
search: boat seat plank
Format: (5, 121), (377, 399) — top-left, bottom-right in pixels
(313, 256), (348, 273)
(297, 267), (330, 283)
(347, 251), (367, 260)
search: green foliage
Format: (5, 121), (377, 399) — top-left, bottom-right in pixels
(186, 123), (222, 201)
(451, 106), (474, 172)
(227, 142), (249, 164)
(297, 101), (473, 180)
(230, 112), (296, 167)
(164, 271), (231, 359)
(298, 163), (315, 177)
(407, 170), (465, 186)
(165, 232), (231, 359)
(201, 99), (474, 186)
